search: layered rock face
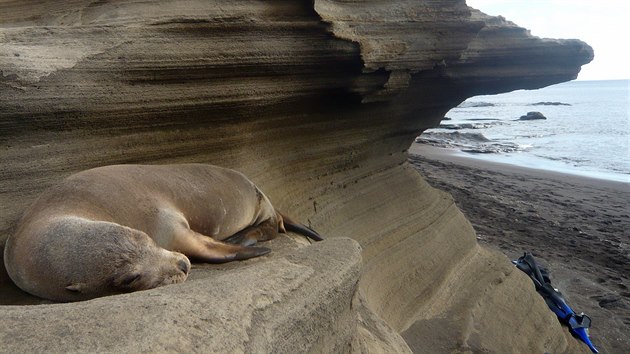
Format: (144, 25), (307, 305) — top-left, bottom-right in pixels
(1, 1), (593, 352)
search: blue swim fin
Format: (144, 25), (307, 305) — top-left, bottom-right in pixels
(572, 326), (599, 353)
(513, 253), (598, 353)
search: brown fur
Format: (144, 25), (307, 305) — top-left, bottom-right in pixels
(4, 164), (321, 302)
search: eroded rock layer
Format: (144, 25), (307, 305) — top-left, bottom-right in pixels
(0, 1), (593, 352)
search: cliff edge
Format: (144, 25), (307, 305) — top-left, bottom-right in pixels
(0, 1), (593, 352)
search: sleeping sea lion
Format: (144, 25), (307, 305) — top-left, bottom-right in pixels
(3, 164), (322, 302)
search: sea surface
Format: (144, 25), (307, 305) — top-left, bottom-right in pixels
(416, 80), (630, 183)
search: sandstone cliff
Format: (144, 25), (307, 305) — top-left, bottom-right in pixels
(0, 1), (593, 352)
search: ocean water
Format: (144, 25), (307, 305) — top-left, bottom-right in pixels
(416, 80), (630, 183)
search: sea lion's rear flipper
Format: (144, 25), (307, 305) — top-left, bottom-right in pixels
(171, 229), (270, 263)
(277, 212), (323, 242)
(224, 219), (279, 246)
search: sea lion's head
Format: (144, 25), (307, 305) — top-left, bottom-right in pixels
(6, 217), (190, 302)
(61, 220), (191, 301)
(107, 248), (190, 293)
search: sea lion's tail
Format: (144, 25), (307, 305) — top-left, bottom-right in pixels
(277, 212), (324, 242)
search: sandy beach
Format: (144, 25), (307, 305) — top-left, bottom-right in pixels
(409, 143), (630, 354)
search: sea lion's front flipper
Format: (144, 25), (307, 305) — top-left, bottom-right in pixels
(170, 228), (270, 263)
(231, 245), (271, 261)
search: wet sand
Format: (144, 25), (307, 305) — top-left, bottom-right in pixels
(409, 143), (630, 354)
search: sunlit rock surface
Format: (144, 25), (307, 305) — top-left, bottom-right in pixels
(0, 1), (592, 352)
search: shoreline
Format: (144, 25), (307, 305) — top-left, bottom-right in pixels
(409, 143), (630, 353)
(410, 143), (630, 186)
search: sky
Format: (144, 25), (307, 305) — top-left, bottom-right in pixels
(466, 0), (630, 80)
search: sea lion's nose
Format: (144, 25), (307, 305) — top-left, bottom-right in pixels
(177, 259), (190, 275)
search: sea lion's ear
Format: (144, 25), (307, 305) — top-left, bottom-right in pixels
(65, 283), (85, 293)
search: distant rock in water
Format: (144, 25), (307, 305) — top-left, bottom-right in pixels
(457, 101), (495, 108)
(439, 122), (501, 130)
(416, 131), (491, 146)
(440, 123), (477, 129)
(529, 101), (571, 106)
(518, 111), (547, 120)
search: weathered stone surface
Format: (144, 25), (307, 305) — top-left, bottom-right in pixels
(1, 237), (362, 352)
(1, 1), (593, 352)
